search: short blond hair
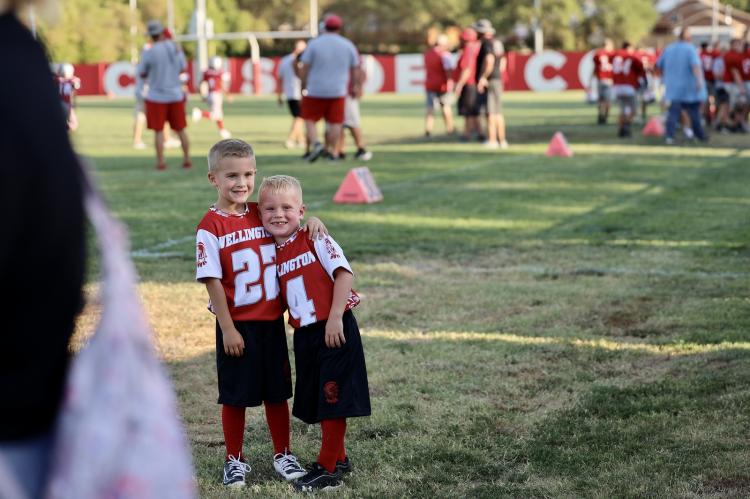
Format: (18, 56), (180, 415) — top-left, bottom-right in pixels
(207, 138), (254, 172)
(258, 175), (303, 203)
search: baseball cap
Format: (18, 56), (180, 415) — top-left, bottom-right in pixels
(472, 19), (495, 35)
(147, 20), (164, 37)
(324, 14), (343, 30)
(460, 28), (478, 42)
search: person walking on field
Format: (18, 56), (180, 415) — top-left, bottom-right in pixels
(656, 28), (707, 145)
(138, 20), (191, 170)
(453, 27), (482, 142)
(277, 39), (307, 150)
(590, 38), (615, 125)
(474, 19), (508, 149)
(423, 34), (455, 137)
(298, 14), (361, 162)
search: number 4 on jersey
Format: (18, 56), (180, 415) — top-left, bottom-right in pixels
(286, 276), (317, 327)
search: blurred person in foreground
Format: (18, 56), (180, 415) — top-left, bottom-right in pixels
(0, 1), (86, 497)
(656, 28), (707, 145)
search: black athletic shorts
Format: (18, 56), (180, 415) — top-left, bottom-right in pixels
(287, 99), (301, 118)
(292, 310), (371, 424)
(716, 87), (730, 104)
(215, 317), (293, 407)
(458, 84), (480, 117)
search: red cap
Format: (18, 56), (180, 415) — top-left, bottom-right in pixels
(163, 28), (173, 39)
(460, 28), (477, 42)
(324, 14), (343, 30)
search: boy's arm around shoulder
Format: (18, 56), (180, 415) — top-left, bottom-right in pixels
(202, 278), (245, 357)
(324, 267), (354, 349)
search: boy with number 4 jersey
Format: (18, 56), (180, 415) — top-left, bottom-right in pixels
(195, 139), (327, 488)
(258, 175), (371, 493)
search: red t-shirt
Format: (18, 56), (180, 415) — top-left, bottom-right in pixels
(275, 230), (359, 329)
(593, 49), (614, 81)
(723, 50), (744, 83)
(195, 203), (283, 321)
(453, 41), (480, 85)
(612, 51), (644, 89)
(424, 46), (452, 92)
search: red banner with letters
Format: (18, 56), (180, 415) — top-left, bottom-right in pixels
(66, 51), (598, 97)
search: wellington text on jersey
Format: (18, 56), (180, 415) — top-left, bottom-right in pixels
(277, 251), (317, 277)
(218, 226), (271, 249)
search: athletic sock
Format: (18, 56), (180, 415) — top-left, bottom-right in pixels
(216, 120), (224, 130)
(222, 404), (246, 460)
(264, 401), (290, 455)
(202, 110), (211, 119)
(319, 418), (346, 473)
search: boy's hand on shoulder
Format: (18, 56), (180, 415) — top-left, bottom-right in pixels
(302, 216), (329, 240)
(223, 327), (245, 356)
(324, 317), (346, 348)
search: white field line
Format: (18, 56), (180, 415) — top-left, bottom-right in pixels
(131, 235), (193, 258)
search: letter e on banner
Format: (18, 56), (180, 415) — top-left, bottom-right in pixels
(395, 54), (424, 94)
(524, 51), (567, 91)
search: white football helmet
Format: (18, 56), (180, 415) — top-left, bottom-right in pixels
(59, 63), (75, 79)
(210, 56), (223, 70)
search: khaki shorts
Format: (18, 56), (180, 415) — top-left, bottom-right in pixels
(486, 79), (503, 115)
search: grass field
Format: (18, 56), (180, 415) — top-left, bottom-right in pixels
(72, 91), (750, 498)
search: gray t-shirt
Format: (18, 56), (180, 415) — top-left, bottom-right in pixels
(137, 40), (186, 103)
(300, 33), (359, 98)
(278, 53), (302, 100)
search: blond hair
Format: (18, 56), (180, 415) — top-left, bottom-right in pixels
(258, 175), (303, 203)
(207, 138), (254, 172)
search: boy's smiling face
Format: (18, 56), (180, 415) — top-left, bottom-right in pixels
(258, 187), (305, 243)
(208, 155), (256, 212)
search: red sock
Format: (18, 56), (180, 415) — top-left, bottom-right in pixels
(202, 110), (211, 119)
(337, 419), (347, 462)
(264, 401), (290, 455)
(216, 120), (225, 130)
(318, 418), (346, 473)
(222, 405), (246, 460)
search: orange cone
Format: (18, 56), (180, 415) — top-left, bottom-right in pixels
(545, 132), (573, 157)
(642, 116), (664, 137)
(333, 167), (383, 204)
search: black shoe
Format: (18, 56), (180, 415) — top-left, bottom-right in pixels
(293, 462), (342, 492)
(223, 455), (251, 488)
(307, 142), (325, 162)
(597, 115), (605, 125)
(354, 148), (372, 161)
(336, 456), (352, 475)
(301, 151), (311, 160)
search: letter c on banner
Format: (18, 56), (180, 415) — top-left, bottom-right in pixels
(524, 51), (567, 91)
(103, 61), (136, 97)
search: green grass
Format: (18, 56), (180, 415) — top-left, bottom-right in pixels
(74, 92), (750, 497)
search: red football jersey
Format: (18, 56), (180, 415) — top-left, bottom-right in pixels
(195, 203), (283, 321)
(202, 68), (226, 93)
(275, 230), (359, 329)
(56, 76), (80, 105)
(723, 50), (744, 83)
(700, 49), (717, 81)
(424, 46), (452, 92)
(612, 51), (644, 89)
(593, 49), (614, 81)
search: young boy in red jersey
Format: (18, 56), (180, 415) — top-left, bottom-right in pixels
(258, 175), (371, 493)
(195, 139), (327, 488)
(612, 42), (645, 138)
(192, 56), (231, 139)
(54, 63), (80, 131)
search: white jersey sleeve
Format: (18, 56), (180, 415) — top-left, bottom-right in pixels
(195, 228), (222, 280)
(313, 235), (353, 280)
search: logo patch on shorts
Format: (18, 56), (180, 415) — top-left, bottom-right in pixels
(323, 381), (339, 404)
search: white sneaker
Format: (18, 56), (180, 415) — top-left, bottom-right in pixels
(164, 138), (181, 149)
(133, 142), (146, 150)
(683, 127), (694, 139)
(192, 107), (202, 123)
(483, 141), (499, 149)
(500, 140), (509, 149)
(284, 139), (296, 149)
(273, 451), (306, 481)
(219, 129), (232, 139)
(223, 455), (251, 488)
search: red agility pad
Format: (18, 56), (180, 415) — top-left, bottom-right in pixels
(333, 167), (383, 204)
(642, 116), (664, 137)
(545, 131), (573, 157)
